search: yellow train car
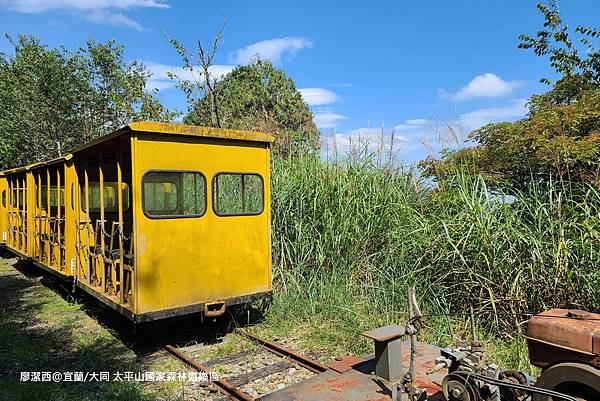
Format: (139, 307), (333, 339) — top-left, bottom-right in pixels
(0, 122), (274, 322)
(0, 173), (7, 244)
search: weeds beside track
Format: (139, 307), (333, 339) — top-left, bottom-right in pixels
(266, 154), (600, 371)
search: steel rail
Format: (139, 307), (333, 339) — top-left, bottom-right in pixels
(164, 344), (255, 401)
(239, 329), (328, 374)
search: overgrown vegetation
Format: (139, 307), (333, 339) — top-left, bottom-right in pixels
(0, 35), (174, 169)
(260, 1), (600, 368)
(1, 0), (599, 382)
(264, 153), (600, 368)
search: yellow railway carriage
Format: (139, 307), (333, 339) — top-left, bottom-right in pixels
(0, 173), (7, 244)
(0, 122), (273, 322)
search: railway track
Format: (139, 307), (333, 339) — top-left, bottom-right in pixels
(164, 330), (328, 400)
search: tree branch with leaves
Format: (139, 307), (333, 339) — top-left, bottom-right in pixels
(166, 20), (227, 128)
(422, 1), (600, 192)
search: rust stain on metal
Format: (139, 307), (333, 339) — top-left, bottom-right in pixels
(412, 377), (442, 396)
(328, 355), (364, 373)
(261, 341), (446, 401)
(309, 375), (363, 394)
(165, 345), (254, 401)
(326, 376), (361, 391)
(239, 329), (328, 373)
(527, 309), (600, 369)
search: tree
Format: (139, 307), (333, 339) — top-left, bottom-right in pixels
(184, 58), (319, 155)
(167, 28), (319, 156)
(167, 22), (226, 129)
(518, 0), (600, 89)
(0, 35), (175, 169)
(421, 1), (600, 191)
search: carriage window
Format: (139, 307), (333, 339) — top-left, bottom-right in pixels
(1, 190), (5, 207)
(82, 182), (130, 212)
(213, 173), (264, 216)
(39, 186), (65, 208)
(17, 189), (24, 208)
(143, 171), (205, 218)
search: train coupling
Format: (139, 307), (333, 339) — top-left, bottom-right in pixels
(204, 301), (226, 317)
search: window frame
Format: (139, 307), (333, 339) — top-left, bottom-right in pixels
(212, 172), (265, 217)
(142, 169), (207, 220)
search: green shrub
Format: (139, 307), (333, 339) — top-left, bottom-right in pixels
(270, 154), (600, 340)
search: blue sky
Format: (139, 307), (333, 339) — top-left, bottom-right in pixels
(1, 0), (599, 165)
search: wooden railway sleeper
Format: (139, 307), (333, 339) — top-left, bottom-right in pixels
(165, 345), (255, 401)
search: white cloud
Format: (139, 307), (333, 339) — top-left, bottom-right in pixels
(313, 110), (347, 129)
(405, 119), (427, 126)
(299, 88), (339, 106)
(320, 101), (527, 165)
(86, 9), (144, 30)
(442, 73), (524, 102)
(1, 0), (169, 12)
(1, 0), (168, 30)
(146, 62), (234, 91)
(229, 37), (313, 65)
(393, 124), (416, 131)
(393, 118), (428, 131)
(320, 122), (428, 161)
(459, 99), (528, 131)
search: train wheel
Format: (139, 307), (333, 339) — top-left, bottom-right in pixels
(442, 373), (481, 401)
(532, 362), (600, 401)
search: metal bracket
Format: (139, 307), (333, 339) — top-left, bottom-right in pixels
(204, 301), (226, 317)
(362, 325), (406, 381)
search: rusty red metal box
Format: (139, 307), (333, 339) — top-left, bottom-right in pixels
(526, 309), (600, 369)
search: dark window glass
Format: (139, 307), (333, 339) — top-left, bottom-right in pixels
(143, 171), (205, 218)
(17, 189), (24, 208)
(1, 190), (5, 208)
(82, 182), (130, 212)
(213, 173), (264, 216)
(39, 186), (65, 208)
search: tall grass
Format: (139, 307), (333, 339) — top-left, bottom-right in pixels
(266, 152), (600, 365)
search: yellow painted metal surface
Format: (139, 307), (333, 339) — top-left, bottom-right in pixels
(71, 121), (275, 154)
(0, 175), (7, 243)
(129, 121), (276, 143)
(26, 171), (35, 257)
(1, 122), (272, 321)
(132, 132), (272, 315)
(19, 159), (75, 275)
(7, 172), (29, 254)
(63, 160), (77, 275)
